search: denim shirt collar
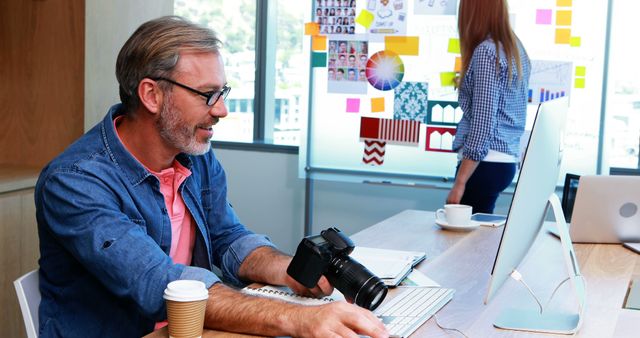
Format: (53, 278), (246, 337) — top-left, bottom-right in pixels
(101, 104), (193, 186)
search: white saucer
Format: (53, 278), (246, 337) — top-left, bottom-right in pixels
(435, 219), (480, 232)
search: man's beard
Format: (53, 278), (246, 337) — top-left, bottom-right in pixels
(157, 95), (212, 156)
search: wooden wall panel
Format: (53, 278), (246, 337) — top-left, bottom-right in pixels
(0, 189), (38, 338)
(0, 0), (85, 168)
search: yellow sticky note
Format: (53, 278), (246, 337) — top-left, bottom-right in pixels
(575, 66), (586, 77)
(557, 0), (572, 6)
(384, 36), (419, 56)
(311, 35), (327, 51)
(555, 28), (571, 44)
(440, 72), (456, 87)
(575, 78), (585, 88)
(570, 36), (581, 47)
(454, 57), (461, 73)
(556, 10), (572, 26)
(355, 10), (375, 29)
(371, 97), (385, 113)
(304, 22), (320, 36)
(447, 38), (460, 54)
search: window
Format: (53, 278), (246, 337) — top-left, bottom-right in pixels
(604, 1), (640, 171)
(175, 0), (307, 148)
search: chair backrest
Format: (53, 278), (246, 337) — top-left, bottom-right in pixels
(14, 269), (40, 338)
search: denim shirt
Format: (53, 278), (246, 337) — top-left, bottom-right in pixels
(35, 104), (275, 337)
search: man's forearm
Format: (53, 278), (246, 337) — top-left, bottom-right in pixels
(204, 283), (301, 336)
(237, 246), (290, 286)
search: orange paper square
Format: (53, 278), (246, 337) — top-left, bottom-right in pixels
(371, 97), (385, 113)
(454, 57), (461, 73)
(312, 35), (327, 51)
(305, 22), (320, 36)
(555, 28), (571, 44)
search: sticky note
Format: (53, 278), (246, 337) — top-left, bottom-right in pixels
(536, 9), (553, 25)
(355, 10), (375, 29)
(557, 0), (572, 7)
(575, 78), (585, 88)
(311, 52), (327, 68)
(440, 72), (457, 87)
(575, 66), (586, 77)
(312, 35), (327, 51)
(304, 22), (320, 36)
(371, 97), (385, 113)
(556, 10), (572, 26)
(555, 28), (571, 44)
(447, 38), (460, 54)
(346, 98), (360, 113)
(570, 36), (581, 47)
(454, 57), (461, 73)
(384, 36), (419, 56)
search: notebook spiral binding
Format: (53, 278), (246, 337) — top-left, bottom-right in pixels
(244, 286), (336, 303)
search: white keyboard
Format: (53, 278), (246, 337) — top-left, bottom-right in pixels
(374, 286), (455, 338)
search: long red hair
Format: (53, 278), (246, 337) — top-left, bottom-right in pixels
(457, 0), (522, 82)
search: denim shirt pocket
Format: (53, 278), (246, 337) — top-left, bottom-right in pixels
(201, 188), (213, 211)
(128, 218), (147, 232)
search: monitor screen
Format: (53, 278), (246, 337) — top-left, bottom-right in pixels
(485, 96), (569, 303)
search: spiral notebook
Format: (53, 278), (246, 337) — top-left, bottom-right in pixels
(241, 285), (345, 306)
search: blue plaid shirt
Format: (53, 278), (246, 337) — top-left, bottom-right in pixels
(453, 38), (531, 161)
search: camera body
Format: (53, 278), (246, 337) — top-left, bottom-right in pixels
(287, 227), (387, 310)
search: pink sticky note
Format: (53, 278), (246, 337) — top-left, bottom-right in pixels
(346, 98), (360, 113)
(536, 9), (552, 25)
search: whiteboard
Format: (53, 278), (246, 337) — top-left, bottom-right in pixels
(300, 0), (608, 185)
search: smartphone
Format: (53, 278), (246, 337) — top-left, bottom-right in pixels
(470, 213), (507, 227)
(623, 242), (640, 254)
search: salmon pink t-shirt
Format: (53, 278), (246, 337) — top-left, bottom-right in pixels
(114, 117), (197, 330)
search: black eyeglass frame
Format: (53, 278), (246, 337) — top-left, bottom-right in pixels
(152, 77), (230, 106)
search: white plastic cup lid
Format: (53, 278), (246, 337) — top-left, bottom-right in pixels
(163, 280), (209, 302)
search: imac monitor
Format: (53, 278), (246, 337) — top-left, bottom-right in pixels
(484, 97), (584, 333)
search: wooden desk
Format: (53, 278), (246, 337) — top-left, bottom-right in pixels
(147, 209), (640, 337)
(350, 210), (640, 337)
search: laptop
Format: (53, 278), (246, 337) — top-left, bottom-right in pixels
(569, 175), (640, 245)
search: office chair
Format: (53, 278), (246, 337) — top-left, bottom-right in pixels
(14, 269), (40, 338)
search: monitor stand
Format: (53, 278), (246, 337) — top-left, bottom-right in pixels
(494, 194), (587, 335)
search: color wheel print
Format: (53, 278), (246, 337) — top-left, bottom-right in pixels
(365, 51), (404, 91)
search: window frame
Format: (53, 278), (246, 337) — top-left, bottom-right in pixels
(210, 0), (300, 154)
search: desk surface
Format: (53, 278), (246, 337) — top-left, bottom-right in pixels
(147, 209), (640, 338)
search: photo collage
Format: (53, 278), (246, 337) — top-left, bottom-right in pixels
(327, 40), (369, 83)
(315, 0), (357, 35)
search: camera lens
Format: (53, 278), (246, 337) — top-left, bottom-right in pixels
(325, 255), (388, 310)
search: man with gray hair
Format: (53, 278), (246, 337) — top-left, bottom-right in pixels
(35, 16), (387, 338)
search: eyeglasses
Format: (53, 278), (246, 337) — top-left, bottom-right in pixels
(153, 77), (231, 106)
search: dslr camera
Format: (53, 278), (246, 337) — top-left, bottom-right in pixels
(287, 227), (387, 310)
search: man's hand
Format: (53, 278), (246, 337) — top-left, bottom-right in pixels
(291, 301), (389, 338)
(205, 283), (389, 338)
(239, 246), (335, 299)
(284, 273), (334, 299)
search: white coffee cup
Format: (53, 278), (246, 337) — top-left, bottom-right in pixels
(436, 204), (473, 226)
(163, 280), (209, 338)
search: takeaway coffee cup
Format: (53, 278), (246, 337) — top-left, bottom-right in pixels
(436, 204), (473, 226)
(163, 280), (209, 338)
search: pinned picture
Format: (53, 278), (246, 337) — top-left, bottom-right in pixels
(328, 39), (369, 94)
